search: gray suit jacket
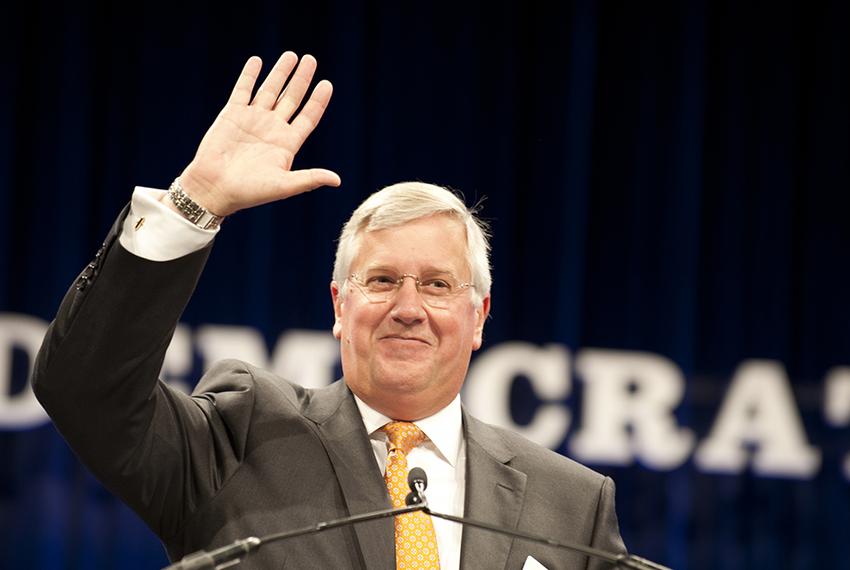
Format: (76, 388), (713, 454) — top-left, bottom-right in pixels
(33, 211), (626, 569)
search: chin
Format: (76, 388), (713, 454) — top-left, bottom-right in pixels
(378, 372), (430, 395)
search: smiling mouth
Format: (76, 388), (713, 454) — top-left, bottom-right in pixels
(382, 335), (431, 346)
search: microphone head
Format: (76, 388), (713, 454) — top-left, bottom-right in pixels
(404, 491), (424, 506)
(408, 467), (428, 491)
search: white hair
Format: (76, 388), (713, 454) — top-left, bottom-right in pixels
(333, 181), (491, 306)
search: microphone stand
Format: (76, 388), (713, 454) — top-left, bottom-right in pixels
(405, 469), (668, 570)
(162, 504), (424, 570)
(422, 507), (671, 570)
(164, 472), (671, 570)
(163, 500), (670, 570)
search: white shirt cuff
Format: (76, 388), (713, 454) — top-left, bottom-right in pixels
(119, 186), (219, 261)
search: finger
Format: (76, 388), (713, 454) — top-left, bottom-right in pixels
(227, 56), (263, 105)
(278, 169), (342, 199)
(308, 168), (342, 188)
(252, 52), (298, 109)
(274, 54), (318, 121)
(289, 79), (334, 150)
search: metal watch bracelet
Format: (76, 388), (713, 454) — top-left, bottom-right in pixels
(167, 178), (225, 230)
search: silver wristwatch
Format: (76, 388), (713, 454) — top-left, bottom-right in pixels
(167, 178), (225, 230)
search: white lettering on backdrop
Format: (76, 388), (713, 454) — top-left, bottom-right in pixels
(0, 314), (49, 428)
(694, 361), (821, 478)
(568, 350), (694, 470)
(463, 342), (571, 449)
(1, 312), (847, 481)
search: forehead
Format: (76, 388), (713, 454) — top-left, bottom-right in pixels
(352, 214), (469, 274)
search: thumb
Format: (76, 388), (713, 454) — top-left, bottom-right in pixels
(281, 168), (342, 197)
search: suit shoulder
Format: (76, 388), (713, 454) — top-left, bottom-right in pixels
(194, 358), (297, 391)
(191, 360), (347, 419)
(192, 359), (310, 410)
(471, 418), (609, 486)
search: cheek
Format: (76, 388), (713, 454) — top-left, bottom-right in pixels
(342, 306), (384, 345)
(458, 305), (480, 331)
(436, 311), (476, 347)
(342, 317), (361, 346)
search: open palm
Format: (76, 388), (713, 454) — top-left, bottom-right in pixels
(179, 52), (340, 216)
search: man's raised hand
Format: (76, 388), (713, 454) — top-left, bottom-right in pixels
(177, 52), (341, 217)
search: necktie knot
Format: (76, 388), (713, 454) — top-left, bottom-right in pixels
(382, 421), (426, 455)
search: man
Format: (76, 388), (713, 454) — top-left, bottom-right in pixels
(34, 52), (626, 569)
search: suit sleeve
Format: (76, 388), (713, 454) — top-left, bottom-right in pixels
(32, 207), (246, 540)
(587, 476), (627, 570)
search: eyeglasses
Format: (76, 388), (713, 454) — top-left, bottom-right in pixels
(348, 272), (475, 309)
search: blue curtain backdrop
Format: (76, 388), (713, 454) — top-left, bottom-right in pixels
(2, 1), (849, 569)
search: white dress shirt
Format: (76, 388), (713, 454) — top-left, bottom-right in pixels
(120, 187), (468, 569)
(354, 394), (466, 570)
(119, 187), (219, 261)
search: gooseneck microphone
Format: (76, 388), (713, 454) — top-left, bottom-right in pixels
(162, 503), (423, 570)
(405, 466), (428, 506)
(163, 467), (671, 570)
(162, 538), (261, 570)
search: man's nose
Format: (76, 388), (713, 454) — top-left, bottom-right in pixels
(390, 278), (427, 324)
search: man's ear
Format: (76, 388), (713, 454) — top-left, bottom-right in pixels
(472, 295), (491, 351)
(330, 282), (344, 339)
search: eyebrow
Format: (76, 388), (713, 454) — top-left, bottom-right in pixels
(360, 264), (459, 276)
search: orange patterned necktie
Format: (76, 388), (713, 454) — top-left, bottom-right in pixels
(382, 421), (441, 569)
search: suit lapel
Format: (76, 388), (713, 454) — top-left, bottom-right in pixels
(305, 381), (395, 569)
(461, 411), (527, 570)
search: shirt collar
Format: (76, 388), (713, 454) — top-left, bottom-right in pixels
(353, 393), (463, 467)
